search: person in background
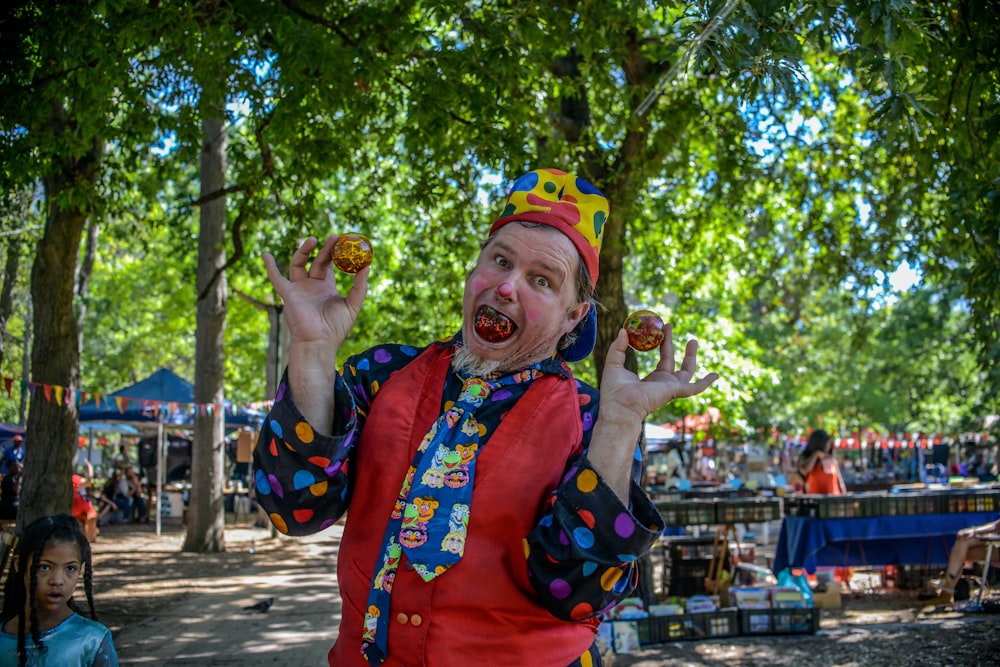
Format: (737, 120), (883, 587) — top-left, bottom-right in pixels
(123, 468), (147, 523)
(96, 474), (120, 526)
(0, 461), (21, 521)
(254, 168), (719, 666)
(796, 429), (847, 495)
(113, 470), (133, 524)
(0, 436), (24, 477)
(933, 518), (1000, 605)
(71, 468), (100, 543)
(111, 445), (130, 470)
(0, 513), (119, 666)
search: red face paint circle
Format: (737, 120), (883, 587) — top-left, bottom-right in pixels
(474, 305), (516, 343)
(331, 233), (373, 273)
(623, 310), (665, 351)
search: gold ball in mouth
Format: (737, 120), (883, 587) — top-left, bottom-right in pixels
(474, 306), (516, 343)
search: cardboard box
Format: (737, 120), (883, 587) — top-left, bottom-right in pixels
(812, 584), (842, 609)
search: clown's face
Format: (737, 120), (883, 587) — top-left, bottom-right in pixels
(461, 224), (588, 373)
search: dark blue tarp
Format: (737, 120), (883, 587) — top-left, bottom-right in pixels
(77, 367), (263, 429)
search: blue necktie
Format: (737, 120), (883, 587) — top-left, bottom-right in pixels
(361, 370), (539, 665)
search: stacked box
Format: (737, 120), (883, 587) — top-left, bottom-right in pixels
(819, 495), (861, 518)
(970, 490), (998, 512)
(637, 609), (740, 645)
(852, 492), (883, 517)
(702, 608), (739, 638)
(715, 498), (783, 523)
(637, 614), (700, 643)
(738, 607), (820, 635)
(784, 496), (820, 518)
(666, 537), (722, 597)
(655, 500), (717, 526)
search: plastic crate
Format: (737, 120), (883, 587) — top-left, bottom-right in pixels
(715, 498), (783, 523)
(637, 609), (740, 644)
(851, 492), (884, 517)
(817, 496), (858, 518)
(969, 490), (999, 513)
(738, 607), (820, 635)
(655, 500), (717, 526)
(783, 496), (820, 518)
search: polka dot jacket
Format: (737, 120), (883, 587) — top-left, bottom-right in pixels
(253, 337), (665, 642)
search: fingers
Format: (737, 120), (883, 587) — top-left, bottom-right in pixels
(281, 235), (346, 283)
(309, 236), (339, 279)
(655, 324), (675, 372)
(680, 372), (720, 397)
(263, 252), (283, 288)
(680, 338), (700, 375)
(605, 329), (630, 367)
(287, 236), (319, 281)
(346, 265), (371, 312)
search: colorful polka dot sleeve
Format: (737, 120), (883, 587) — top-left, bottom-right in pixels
(524, 455), (665, 622)
(253, 370), (363, 535)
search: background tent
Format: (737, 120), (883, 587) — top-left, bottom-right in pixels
(77, 367), (263, 534)
(0, 423), (25, 450)
(77, 367), (262, 429)
(80, 368), (264, 428)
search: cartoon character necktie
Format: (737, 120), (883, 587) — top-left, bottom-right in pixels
(361, 369), (539, 665)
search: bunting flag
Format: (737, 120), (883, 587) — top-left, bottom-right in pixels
(0, 373), (274, 415)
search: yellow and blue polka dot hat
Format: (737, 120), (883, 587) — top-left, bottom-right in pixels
(489, 168), (610, 361)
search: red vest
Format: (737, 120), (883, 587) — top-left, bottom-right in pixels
(330, 345), (596, 667)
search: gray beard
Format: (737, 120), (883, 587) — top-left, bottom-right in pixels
(451, 346), (502, 378)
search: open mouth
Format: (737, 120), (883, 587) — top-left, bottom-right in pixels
(473, 305), (517, 343)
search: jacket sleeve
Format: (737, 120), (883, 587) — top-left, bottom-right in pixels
(253, 372), (362, 536)
(524, 384), (665, 621)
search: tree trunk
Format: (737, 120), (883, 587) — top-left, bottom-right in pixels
(183, 113), (228, 553)
(75, 218), (99, 348)
(232, 288), (284, 401)
(20, 102), (102, 529)
(0, 232), (22, 370)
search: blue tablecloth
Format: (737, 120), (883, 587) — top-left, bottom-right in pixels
(772, 512), (1000, 574)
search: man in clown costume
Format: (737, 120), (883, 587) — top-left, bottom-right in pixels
(255, 168), (718, 666)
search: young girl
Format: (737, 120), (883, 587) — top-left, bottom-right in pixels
(0, 513), (118, 666)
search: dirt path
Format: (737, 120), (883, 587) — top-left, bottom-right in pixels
(84, 522), (1000, 666)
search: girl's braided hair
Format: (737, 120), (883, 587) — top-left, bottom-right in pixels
(0, 513), (96, 667)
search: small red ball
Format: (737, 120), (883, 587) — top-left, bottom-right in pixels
(623, 310), (665, 351)
(331, 233), (373, 273)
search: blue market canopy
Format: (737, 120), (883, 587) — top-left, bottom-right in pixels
(0, 422), (25, 449)
(78, 422), (141, 435)
(78, 367), (263, 429)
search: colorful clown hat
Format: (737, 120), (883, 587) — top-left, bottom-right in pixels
(490, 168), (609, 362)
(490, 168), (608, 289)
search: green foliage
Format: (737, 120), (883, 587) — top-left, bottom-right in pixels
(1, 0), (996, 446)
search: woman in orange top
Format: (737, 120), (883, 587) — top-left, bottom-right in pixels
(797, 429), (847, 494)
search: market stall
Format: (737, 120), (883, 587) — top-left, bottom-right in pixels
(773, 487), (999, 574)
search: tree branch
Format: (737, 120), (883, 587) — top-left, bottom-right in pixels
(197, 204), (247, 303)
